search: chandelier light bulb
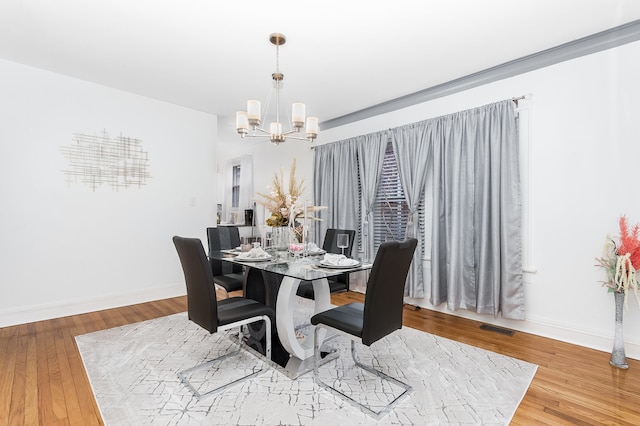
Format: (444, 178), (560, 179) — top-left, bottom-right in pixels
(270, 122), (282, 136)
(236, 111), (249, 136)
(246, 100), (261, 127)
(291, 103), (305, 129)
(306, 117), (319, 139)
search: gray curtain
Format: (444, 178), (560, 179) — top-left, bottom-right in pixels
(430, 100), (523, 319)
(391, 122), (432, 298)
(355, 133), (387, 262)
(313, 141), (359, 245)
(312, 99), (523, 319)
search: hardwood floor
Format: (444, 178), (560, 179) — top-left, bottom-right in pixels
(1, 292), (638, 425)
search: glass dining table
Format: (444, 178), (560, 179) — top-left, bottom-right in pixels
(208, 250), (372, 378)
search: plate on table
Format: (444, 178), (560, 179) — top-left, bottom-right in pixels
(306, 249), (327, 256)
(235, 256), (272, 262)
(319, 260), (361, 269)
(220, 249), (239, 255)
(290, 249), (327, 256)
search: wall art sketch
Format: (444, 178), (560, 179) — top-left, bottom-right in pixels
(61, 129), (151, 191)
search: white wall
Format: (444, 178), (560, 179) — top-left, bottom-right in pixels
(0, 59), (217, 326)
(237, 41), (640, 359)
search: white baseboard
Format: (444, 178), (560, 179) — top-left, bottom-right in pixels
(403, 297), (640, 361)
(512, 314), (640, 360)
(0, 284), (186, 328)
(5, 285), (638, 363)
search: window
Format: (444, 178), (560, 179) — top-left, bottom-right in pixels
(372, 141), (424, 253)
(222, 155), (252, 225)
(231, 164), (241, 208)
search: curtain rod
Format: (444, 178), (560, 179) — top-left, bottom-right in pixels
(511, 94), (528, 107)
(311, 95), (530, 149)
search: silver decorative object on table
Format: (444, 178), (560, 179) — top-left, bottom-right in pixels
(271, 226), (290, 252)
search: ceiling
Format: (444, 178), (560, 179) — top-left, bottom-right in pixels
(2, 0), (640, 144)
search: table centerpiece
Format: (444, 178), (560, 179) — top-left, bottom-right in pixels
(255, 158), (325, 251)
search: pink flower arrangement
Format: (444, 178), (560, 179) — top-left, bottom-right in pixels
(596, 215), (640, 306)
(617, 216), (640, 269)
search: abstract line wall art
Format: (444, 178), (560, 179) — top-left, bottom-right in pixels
(61, 129), (152, 191)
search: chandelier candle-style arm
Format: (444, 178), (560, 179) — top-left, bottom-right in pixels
(247, 100), (261, 127)
(236, 111), (249, 135)
(235, 32), (319, 145)
(292, 103), (305, 129)
(306, 117), (318, 139)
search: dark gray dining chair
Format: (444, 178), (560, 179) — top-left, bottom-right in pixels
(296, 228), (357, 299)
(173, 236), (274, 400)
(311, 238), (418, 419)
(207, 226), (244, 298)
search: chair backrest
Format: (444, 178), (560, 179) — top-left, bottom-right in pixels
(173, 236), (219, 333)
(322, 229), (356, 257)
(362, 238), (418, 346)
(207, 226), (243, 275)
(207, 226), (241, 251)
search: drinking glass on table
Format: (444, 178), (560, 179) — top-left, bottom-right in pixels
(337, 233), (349, 256)
(263, 232), (273, 253)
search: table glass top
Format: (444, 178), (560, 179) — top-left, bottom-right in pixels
(208, 251), (372, 281)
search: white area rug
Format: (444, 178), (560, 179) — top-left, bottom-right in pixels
(76, 308), (537, 425)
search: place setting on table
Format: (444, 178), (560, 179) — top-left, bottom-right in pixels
(233, 243), (273, 262)
(219, 231), (363, 268)
(316, 253), (361, 269)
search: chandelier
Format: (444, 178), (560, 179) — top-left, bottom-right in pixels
(235, 33), (319, 145)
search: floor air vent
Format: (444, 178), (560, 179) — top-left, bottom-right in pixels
(479, 324), (515, 336)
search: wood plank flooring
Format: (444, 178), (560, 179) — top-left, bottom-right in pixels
(1, 292), (638, 425)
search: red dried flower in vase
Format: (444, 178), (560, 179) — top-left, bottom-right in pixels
(617, 215), (640, 270)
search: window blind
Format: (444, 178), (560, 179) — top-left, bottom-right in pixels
(372, 141), (426, 254)
(373, 141), (410, 251)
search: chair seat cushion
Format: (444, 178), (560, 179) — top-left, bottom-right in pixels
(310, 302), (364, 338)
(213, 273), (244, 292)
(217, 297), (274, 327)
(296, 278), (348, 299)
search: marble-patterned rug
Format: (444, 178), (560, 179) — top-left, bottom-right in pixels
(76, 306), (537, 425)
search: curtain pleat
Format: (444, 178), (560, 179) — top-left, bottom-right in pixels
(356, 133), (387, 262)
(313, 146), (333, 243)
(313, 141), (359, 245)
(391, 122), (431, 298)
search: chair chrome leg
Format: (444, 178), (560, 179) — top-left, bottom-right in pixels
(178, 315), (271, 400)
(177, 346), (262, 400)
(349, 340), (412, 418)
(313, 325), (412, 420)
